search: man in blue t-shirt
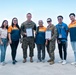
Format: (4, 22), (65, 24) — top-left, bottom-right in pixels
(56, 15), (68, 65)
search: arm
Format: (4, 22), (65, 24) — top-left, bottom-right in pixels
(0, 29), (3, 44)
(7, 26), (12, 44)
(45, 39), (48, 46)
(34, 24), (36, 31)
(21, 23), (27, 36)
(50, 27), (57, 41)
(65, 24), (69, 36)
(8, 33), (12, 44)
(0, 36), (3, 45)
(34, 23), (37, 35)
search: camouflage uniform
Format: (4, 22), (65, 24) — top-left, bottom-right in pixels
(21, 21), (36, 59)
(46, 24), (57, 61)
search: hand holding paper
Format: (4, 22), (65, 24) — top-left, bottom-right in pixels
(26, 28), (33, 37)
(45, 30), (51, 39)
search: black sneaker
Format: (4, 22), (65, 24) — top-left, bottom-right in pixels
(12, 61), (16, 65)
(15, 60), (17, 62)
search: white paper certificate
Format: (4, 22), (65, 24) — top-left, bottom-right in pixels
(45, 30), (51, 39)
(26, 28), (33, 37)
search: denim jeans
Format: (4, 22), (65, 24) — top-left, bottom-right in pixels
(71, 42), (76, 62)
(0, 38), (7, 62)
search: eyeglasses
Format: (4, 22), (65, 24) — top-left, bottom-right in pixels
(47, 21), (51, 22)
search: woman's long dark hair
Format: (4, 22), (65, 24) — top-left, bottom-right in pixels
(1, 20), (8, 29)
(11, 17), (20, 29)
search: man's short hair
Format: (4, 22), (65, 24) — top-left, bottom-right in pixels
(38, 20), (43, 23)
(57, 15), (63, 19)
(69, 13), (75, 17)
(27, 13), (32, 15)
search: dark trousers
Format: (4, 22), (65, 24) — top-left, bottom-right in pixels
(46, 41), (50, 55)
(58, 41), (67, 60)
(37, 44), (45, 60)
(10, 41), (19, 61)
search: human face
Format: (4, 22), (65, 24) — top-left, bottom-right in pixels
(38, 20), (43, 27)
(69, 15), (75, 22)
(3, 21), (8, 28)
(47, 21), (51, 25)
(27, 14), (32, 21)
(13, 18), (18, 25)
(58, 17), (63, 24)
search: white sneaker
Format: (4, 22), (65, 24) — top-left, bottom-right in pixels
(1, 62), (6, 66)
(71, 62), (76, 65)
(62, 60), (67, 65)
(42, 60), (45, 63)
(37, 60), (41, 63)
(58, 60), (63, 63)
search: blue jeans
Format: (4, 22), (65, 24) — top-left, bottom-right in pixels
(0, 38), (7, 62)
(71, 42), (76, 62)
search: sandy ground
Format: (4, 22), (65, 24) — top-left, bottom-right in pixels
(0, 37), (76, 75)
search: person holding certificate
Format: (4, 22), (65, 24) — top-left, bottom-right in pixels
(35, 20), (46, 62)
(21, 13), (36, 63)
(46, 18), (57, 65)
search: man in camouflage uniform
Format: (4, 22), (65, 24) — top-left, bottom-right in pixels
(21, 13), (36, 63)
(46, 18), (57, 65)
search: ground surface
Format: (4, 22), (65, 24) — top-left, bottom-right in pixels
(0, 37), (76, 75)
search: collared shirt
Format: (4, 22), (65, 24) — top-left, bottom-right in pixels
(56, 22), (68, 41)
(69, 20), (76, 42)
(39, 26), (46, 32)
(36, 26), (46, 44)
(8, 25), (20, 41)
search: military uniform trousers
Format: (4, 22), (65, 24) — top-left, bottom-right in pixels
(47, 40), (55, 61)
(22, 37), (35, 59)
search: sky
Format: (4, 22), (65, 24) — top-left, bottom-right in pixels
(0, 0), (76, 27)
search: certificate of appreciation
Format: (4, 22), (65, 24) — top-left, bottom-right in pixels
(45, 30), (51, 39)
(26, 28), (33, 37)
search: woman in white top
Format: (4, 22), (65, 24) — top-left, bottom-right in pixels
(0, 20), (8, 66)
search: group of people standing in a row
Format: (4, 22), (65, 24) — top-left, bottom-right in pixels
(0, 13), (76, 66)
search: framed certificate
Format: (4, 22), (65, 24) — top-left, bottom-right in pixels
(26, 28), (33, 37)
(45, 30), (51, 39)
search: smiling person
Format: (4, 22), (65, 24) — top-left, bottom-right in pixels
(69, 13), (76, 65)
(8, 18), (21, 65)
(0, 20), (8, 66)
(35, 20), (46, 62)
(56, 16), (68, 65)
(46, 18), (57, 65)
(21, 13), (36, 63)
